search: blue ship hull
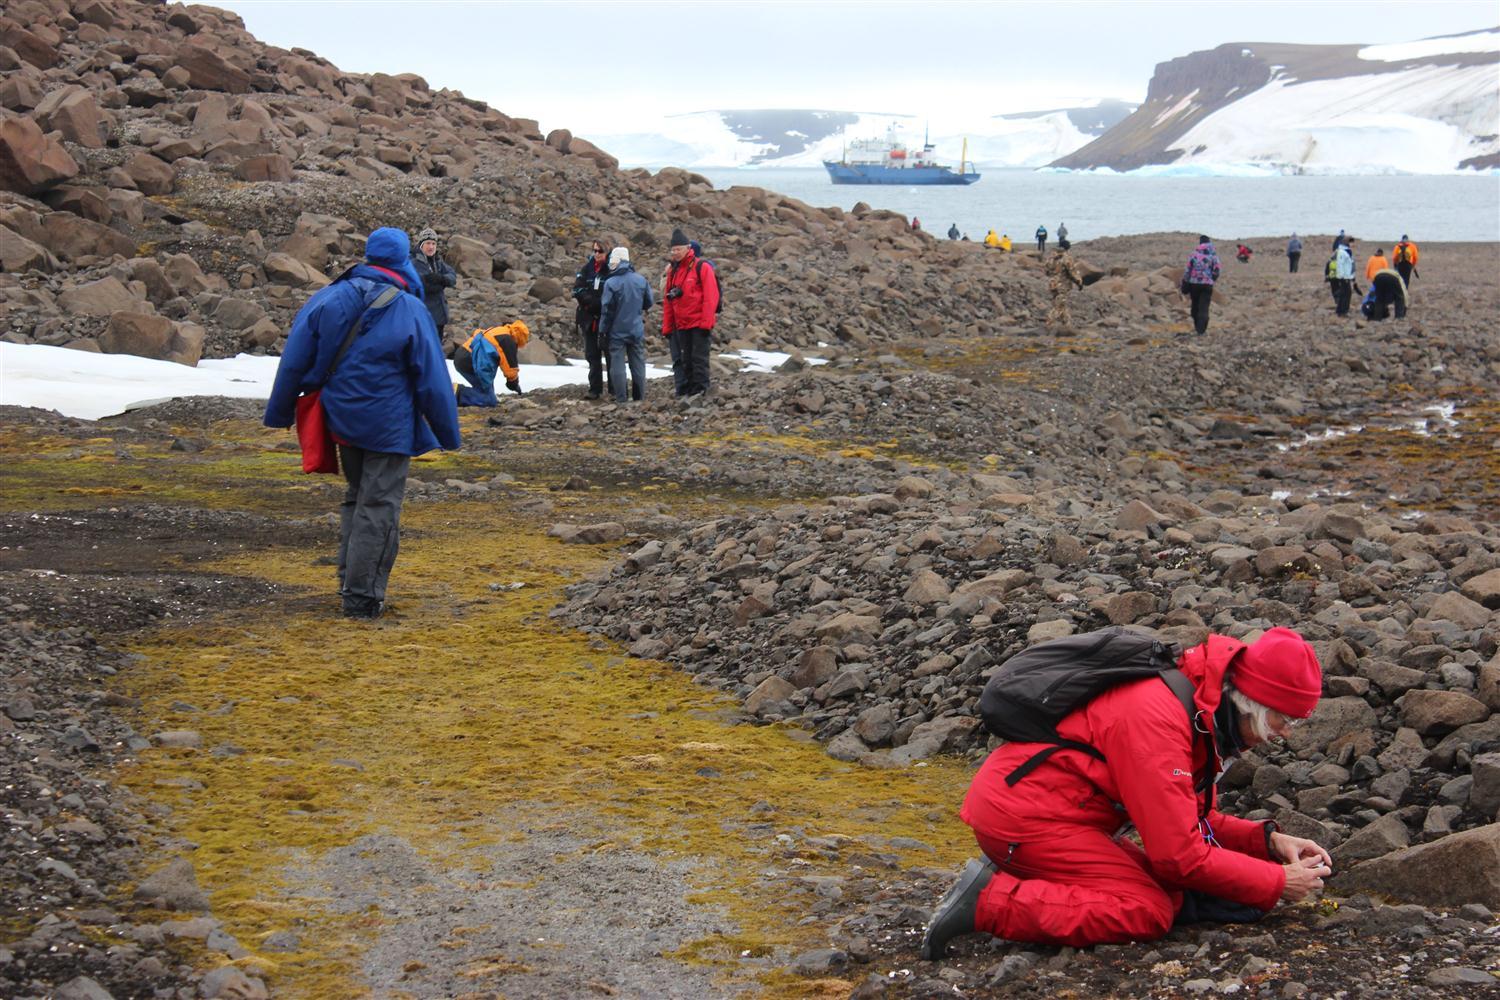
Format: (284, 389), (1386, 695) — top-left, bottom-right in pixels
(823, 161), (980, 185)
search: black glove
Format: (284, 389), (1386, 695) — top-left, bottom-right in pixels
(505, 379), (522, 394)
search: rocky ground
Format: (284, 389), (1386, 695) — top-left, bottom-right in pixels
(2, 2), (1499, 998)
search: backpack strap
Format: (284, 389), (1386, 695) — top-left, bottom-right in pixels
(328, 285), (401, 379)
(1002, 668), (1205, 790)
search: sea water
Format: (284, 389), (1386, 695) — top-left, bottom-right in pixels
(692, 167), (1500, 243)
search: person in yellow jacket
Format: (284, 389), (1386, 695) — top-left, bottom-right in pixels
(984, 229), (1001, 249)
(999, 234), (1013, 253)
(455, 320), (529, 407)
(1364, 248), (1388, 282)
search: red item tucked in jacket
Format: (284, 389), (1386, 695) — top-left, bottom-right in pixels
(661, 250), (720, 334)
(960, 634), (1284, 911)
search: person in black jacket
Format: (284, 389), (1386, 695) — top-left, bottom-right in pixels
(571, 240), (612, 399)
(410, 227), (457, 339)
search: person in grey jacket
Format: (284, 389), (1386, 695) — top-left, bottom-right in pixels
(410, 227), (457, 338)
(1286, 233), (1302, 273)
(599, 246), (653, 403)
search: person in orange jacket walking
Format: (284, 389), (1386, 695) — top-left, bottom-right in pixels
(661, 228), (720, 397)
(454, 321), (528, 406)
(1364, 248), (1389, 282)
(1391, 235), (1419, 286)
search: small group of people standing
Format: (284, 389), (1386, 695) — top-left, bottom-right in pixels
(571, 228), (721, 403)
(1034, 222), (1067, 253)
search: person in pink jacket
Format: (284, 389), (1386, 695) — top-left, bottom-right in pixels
(923, 627), (1331, 957)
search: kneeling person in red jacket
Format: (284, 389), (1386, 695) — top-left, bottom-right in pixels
(923, 627), (1331, 957)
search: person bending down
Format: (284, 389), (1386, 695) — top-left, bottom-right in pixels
(922, 627), (1331, 957)
(455, 321), (529, 406)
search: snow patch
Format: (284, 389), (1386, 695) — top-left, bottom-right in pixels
(1152, 90), (1200, 129)
(1359, 28), (1500, 62)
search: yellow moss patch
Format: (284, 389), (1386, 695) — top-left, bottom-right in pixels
(115, 505), (975, 997)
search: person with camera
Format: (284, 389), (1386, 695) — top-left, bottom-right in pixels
(661, 228), (719, 398)
(410, 227), (457, 340)
(571, 240), (612, 400)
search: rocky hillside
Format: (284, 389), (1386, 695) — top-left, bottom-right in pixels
(0, 0), (1084, 375)
(1051, 28), (1500, 173)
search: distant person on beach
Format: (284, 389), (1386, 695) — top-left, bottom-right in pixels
(1057, 222), (1068, 244)
(984, 229), (1001, 249)
(264, 227), (460, 620)
(571, 240), (613, 400)
(662, 227), (720, 398)
(1331, 241), (1356, 317)
(1035, 225), (1048, 253)
(1392, 235), (1419, 286)
(1332, 229), (1345, 252)
(1179, 235), (1221, 335)
(920, 627), (1329, 957)
(1286, 234), (1302, 273)
(1000, 234), (1012, 253)
(1364, 248), (1388, 282)
(455, 321), (529, 406)
(1234, 243), (1252, 263)
(1044, 250), (1084, 329)
(948, 223), (961, 240)
(410, 227), (457, 340)
(912, 217), (922, 231)
(1361, 268), (1409, 321)
(599, 247), (653, 403)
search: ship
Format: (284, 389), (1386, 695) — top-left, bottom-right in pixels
(823, 125), (980, 185)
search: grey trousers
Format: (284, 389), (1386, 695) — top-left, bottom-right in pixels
(337, 445), (409, 614)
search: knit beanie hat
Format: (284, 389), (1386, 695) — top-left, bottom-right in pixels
(608, 246), (629, 270)
(669, 228), (690, 247)
(418, 227), (439, 243)
(1230, 627), (1322, 718)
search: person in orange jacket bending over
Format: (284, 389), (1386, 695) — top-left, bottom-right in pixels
(923, 627), (1332, 957)
(455, 320), (528, 407)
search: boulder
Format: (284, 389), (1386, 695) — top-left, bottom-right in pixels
(1341, 823), (1500, 908)
(175, 43), (252, 93)
(1116, 499), (1164, 531)
(122, 152), (175, 195)
(0, 223), (53, 271)
(212, 297), (268, 331)
(0, 115), (77, 195)
(58, 277), (142, 316)
(34, 86), (105, 148)
(163, 253), (214, 295)
(1472, 752), (1500, 819)
(262, 252), (329, 288)
(745, 675), (797, 716)
(1426, 590), (1494, 630)
(1400, 689), (1490, 736)
(1104, 590), (1157, 625)
(1285, 696), (1379, 754)
(787, 647), (837, 689)
(1461, 568), (1500, 610)
(1479, 654), (1500, 713)
(100, 312), (174, 360)
(1331, 812), (1410, 865)
(234, 154), (293, 183)
(955, 569), (1028, 600)
(903, 569), (951, 606)
(41, 213), (135, 261)
(528, 276), (566, 302)
(517, 338), (556, 366)
(0, 19), (57, 69)
(446, 234), (493, 279)
(168, 322), (206, 366)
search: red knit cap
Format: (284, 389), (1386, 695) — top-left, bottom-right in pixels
(1230, 627), (1322, 718)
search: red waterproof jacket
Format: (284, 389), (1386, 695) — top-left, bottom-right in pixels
(661, 249), (720, 334)
(960, 635), (1284, 910)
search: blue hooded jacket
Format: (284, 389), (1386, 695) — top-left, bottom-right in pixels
(599, 261), (654, 343)
(263, 227), (461, 456)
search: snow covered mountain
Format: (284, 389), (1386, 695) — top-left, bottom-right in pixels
(580, 101), (1134, 170)
(1051, 27), (1500, 174)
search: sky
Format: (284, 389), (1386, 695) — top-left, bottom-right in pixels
(209, 0), (1498, 132)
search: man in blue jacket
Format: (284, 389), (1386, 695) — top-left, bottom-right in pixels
(264, 227), (461, 619)
(599, 246), (653, 403)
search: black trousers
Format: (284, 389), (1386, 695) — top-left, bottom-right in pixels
(672, 328), (712, 396)
(1395, 262), (1413, 286)
(1186, 283), (1213, 334)
(1287, 252), (1300, 273)
(1333, 279), (1353, 316)
(580, 318), (609, 397)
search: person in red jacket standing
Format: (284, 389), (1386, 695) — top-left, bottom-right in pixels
(662, 228), (720, 397)
(922, 627), (1332, 957)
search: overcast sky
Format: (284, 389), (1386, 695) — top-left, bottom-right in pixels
(212, 1), (1498, 131)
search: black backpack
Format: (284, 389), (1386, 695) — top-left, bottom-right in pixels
(978, 627), (1203, 787)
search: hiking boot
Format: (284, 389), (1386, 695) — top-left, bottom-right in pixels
(920, 857), (996, 960)
(342, 596), (382, 620)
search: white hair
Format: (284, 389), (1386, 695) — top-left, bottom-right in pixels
(1225, 684), (1276, 743)
(608, 246), (630, 270)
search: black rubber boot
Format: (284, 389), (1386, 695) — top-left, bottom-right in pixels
(920, 857), (996, 960)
